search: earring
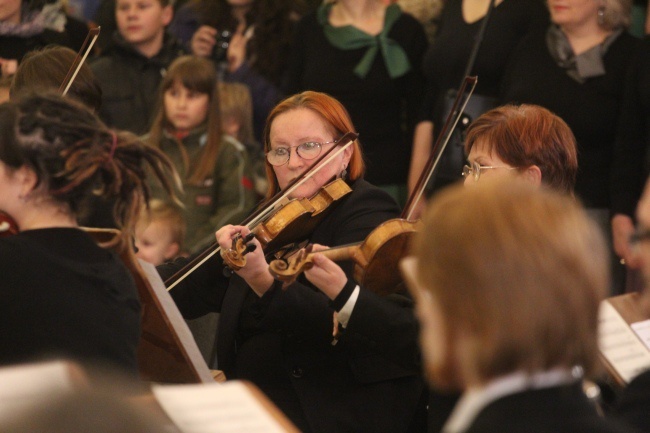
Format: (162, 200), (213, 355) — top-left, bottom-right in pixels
(597, 6), (605, 26)
(339, 164), (348, 179)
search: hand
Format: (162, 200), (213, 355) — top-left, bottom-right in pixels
(227, 23), (251, 73)
(612, 214), (638, 268)
(190, 25), (217, 58)
(216, 225), (274, 296)
(304, 244), (348, 300)
(0, 58), (17, 77)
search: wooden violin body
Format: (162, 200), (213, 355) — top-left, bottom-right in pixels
(221, 178), (352, 268)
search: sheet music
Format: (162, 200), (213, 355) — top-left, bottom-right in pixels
(631, 319), (650, 351)
(599, 301), (650, 383)
(0, 361), (76, 421)
(152, 382), (287, 433)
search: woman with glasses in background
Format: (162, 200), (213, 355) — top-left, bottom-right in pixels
(423, 103), (579, 433)
(159, 91), (426, 433)
(462, 104), (578, 194)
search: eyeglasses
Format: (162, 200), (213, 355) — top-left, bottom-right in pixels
(462, 161), (517, 182)
(266, 140), (338, 166)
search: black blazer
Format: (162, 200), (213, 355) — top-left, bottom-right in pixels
(161, 179), (426, 433)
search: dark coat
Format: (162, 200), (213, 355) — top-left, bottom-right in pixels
(90, 31), (186, 135)
(160, 179), (426, 433)
(464, 382), (632, 433)
(612, 369), (650, 432)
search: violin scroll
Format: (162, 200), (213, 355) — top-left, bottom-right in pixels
(268, 246), (315, 284)
(220, 232), (257, 272)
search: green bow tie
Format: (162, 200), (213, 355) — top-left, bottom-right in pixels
(317, 3), (411, 79)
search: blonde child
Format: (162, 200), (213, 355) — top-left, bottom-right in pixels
(218, 81), (267, 198)
(146, 55), (257, 253)
(135, 199), (186, 266)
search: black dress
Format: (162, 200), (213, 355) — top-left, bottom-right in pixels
(500, 27), (641, 209)
(0, 228), (140, 375)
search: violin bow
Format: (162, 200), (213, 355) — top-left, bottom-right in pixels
(59, 26), (101, 95)
(164, 132), (359, 291)
(402, 76), (478, 221)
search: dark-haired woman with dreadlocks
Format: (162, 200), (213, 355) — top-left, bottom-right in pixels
(0, 93), (180, 375)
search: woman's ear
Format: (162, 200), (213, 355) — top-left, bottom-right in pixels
(16, 165), (39, 198)
(521, 165), (542, 187)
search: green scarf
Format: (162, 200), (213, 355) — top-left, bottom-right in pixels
(317, 3), (411, 79)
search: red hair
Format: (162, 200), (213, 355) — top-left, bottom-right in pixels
(465, 104), (578, 194)
(262, 91), (365, 198)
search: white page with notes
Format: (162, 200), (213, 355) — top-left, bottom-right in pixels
(598, 300), (650, 383)
(152, 381), (287, 433)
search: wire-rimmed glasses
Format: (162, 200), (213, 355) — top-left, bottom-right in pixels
(462, 160), (517, 182)
(266, 140), (339, 166)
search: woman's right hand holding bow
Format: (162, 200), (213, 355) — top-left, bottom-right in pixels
(216, 225), (274, 297)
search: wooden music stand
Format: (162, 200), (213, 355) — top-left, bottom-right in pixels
(84, 228), (214, 384)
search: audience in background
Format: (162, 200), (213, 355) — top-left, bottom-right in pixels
(10, 45), (102, 112)
(284, 0), (428, 204)
(500, 0), (641, 294)
(180, 0), (305, 140)
(145, 55), (256, 254)
(91, 0), (185, 135)
(0, 0), (89, 78)
(409, 0), (548, 195)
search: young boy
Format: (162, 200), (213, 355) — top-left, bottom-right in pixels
(91, 0), (185, 135)
(135, 199), (186, 266)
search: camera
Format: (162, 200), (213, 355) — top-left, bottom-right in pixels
(212, 29), (233, 64)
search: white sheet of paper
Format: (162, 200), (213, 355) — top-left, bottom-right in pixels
(0, 361), (75, 421)
(631, 319), (650, 351)
(599, 301), (650, 383)
(152, 382), (287, 433)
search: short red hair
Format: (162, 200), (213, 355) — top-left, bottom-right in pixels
(464, 104), (578, 194)
(262, 91), (365, 198)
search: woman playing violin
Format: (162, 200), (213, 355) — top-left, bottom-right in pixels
(0, 93), (179, 375)
(160, 91), (426, 433)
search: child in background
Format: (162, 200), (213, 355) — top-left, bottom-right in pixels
(218, 81), (267, 198)
(135, 199), (185, 265)
(91, 0), (186, 135)
(146, 55), (257, 253)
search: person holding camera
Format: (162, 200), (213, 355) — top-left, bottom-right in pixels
(90, 0), (186, 135)
(176, 0), (305, 141)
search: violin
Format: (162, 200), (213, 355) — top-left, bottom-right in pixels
(267, 77), (479, 295)
(270, 219), (420, 295)
(221, 177), (352, 269)
(164, 132), (359, 291)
